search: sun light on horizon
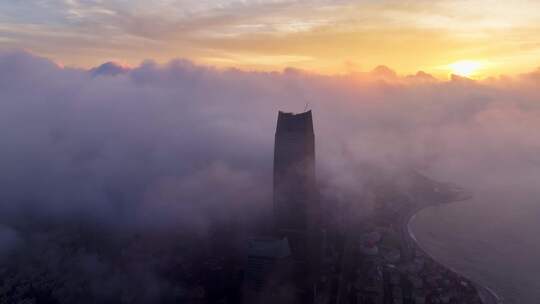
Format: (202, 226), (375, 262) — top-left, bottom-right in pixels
(448, 60), (483, 78)
(3, 1), (540, 77)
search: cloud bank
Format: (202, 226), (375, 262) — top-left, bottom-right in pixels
(2, 49), (540, 232)
(0, 51), (539, 302)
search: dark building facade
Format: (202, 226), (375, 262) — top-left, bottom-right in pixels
(243, 110), (321, 304)
(244, 238), (292, 291)
(273, 110), (319, 261)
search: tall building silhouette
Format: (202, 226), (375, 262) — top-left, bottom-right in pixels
(243, 110), (320, 303)
(273, 110), (319, 261)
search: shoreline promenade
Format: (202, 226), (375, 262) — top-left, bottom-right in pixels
(405, 207), (503, 304)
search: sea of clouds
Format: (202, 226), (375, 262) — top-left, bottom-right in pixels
(2, 49), (540, 236)
(0, 50), (539, 302)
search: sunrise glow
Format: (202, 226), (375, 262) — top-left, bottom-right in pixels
(449, 61), (483, 78)
(3, 2), (540, 303)
(2, 1), (540, 77)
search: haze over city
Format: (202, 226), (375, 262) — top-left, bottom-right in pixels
(1, 1), (540, 304)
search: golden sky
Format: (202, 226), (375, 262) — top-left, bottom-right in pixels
(2, 0), (540, 78)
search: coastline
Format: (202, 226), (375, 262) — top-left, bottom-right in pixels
(405, 206), (503, 304)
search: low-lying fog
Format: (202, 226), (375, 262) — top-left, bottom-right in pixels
(1, 51), (539, 303)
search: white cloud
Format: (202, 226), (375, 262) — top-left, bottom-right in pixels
(1, 50), (539, 231)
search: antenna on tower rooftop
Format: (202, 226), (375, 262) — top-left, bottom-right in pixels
(304, 102), (310, 112)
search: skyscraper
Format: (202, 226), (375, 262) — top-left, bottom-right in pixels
(273, 110), (318, 260)
(242, 110), (320, 303)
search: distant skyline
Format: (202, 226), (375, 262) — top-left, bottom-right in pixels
(2, 0), (540, 78)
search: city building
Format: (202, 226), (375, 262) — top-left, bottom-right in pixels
(244, 237), (292, 291)
(273, 110), (319, 262)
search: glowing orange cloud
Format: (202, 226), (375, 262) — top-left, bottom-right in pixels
(2, 1), (540, 78)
